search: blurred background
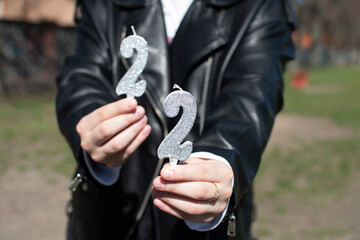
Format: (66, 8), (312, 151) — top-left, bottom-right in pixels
(0, 0), (359, 239)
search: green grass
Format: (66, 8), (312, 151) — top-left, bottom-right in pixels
(0, 94), (75, 177)
(284, 66), (360, 129)
(306, 227), (347, 239)
(259, 137), (359, 199)
(264, 66), (360, 198)
(253, 66), (360, 239)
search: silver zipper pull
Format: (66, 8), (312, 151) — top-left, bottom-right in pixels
(68, 173), (83, 192)
(227, 212), (236, 237)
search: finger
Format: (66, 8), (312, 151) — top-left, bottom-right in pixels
(153, 177), (222, 201)
(162, 157), (207, 168)
(95, 125), (151, 167)
(152, 191), (223, 222)
(153, 197), (215, 223)
(160, 161), (228, 182)
(153, 198), (186, 220)
(92, 116), (148, 162)
(121, 124), (151, 160)
(89, 106), (145, 146)
(153, 189), (216, 215)
(79, 98), (137, 131)
(96, 125), (151, 167)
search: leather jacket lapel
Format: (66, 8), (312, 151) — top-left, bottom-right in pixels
(111, 0), (148, 8)
(170, 1), (229, 86)
(206, 0), (246, 6)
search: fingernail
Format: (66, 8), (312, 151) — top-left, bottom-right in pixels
(161, 169), (174, 178)
(154, 198), (164, 208)
(135, 107), (145, 117)
(153, 178), (165, 189)
(142, 125), (151, 135)
(137, 116), (147, 126)
(126, 98), (137, 108)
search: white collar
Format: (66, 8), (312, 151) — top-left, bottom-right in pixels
(161, 0), (193, 39)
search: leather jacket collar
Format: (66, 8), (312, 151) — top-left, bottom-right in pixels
(111, 0), (149, 8)
(111, 0), (245, 8)
(206, 0), (247, 6)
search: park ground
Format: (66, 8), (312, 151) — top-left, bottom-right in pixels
(0, 66), (359, 239)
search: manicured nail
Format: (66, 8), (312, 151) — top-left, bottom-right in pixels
(142, 125), (151, 135)
(137, 116), (147, 126)
(161, 169), (174, 178)
(154, 198), (164, 208)
(126, 98), (137, 108)
(153, 178), (165, 189)
(135, 107), (145, 117)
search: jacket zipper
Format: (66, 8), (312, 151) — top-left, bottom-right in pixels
(227, 211), (236, 237)
(68, 173), (84, 192)
(200, 9), (225, 134)
(219, 8), (237, 237)
(199, 56), (213, 134)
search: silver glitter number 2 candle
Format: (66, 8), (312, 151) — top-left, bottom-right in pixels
(116, 26), (148, 98)
(157, 85), (197, 166)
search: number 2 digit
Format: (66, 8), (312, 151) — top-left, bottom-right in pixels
(116, 35), (148, 97)
(157, 90), (197, 163)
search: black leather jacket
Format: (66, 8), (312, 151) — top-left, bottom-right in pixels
(56, 0), (295, 239)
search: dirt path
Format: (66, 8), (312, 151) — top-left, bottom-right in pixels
(266, 114), (353, 151)
(254, 114), (359, 240)
(0, 114), (357, 239)
(0, 169), (69, 240)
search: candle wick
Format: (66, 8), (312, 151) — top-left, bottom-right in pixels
(131, 25), (137, 35)
(173, 84), (183, 91)
(169, 157), (178, 166)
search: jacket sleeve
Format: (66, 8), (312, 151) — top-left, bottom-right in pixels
(192, 0), (296, 205)
(56, 0), (116, 164)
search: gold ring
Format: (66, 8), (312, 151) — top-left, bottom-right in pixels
(209, 182), (219, 201)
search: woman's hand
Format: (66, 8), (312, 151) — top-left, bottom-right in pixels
(76, 98), (151, 167)
(152, 157), (233, 223)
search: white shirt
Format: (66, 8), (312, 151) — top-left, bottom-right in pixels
(160, 0), (193, 40)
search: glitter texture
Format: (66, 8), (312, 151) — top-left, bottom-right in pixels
(157, 89), (197, 163)
(116, 35), (148, 97)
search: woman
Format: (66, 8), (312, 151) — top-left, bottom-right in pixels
(56, 0), (296, 239)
